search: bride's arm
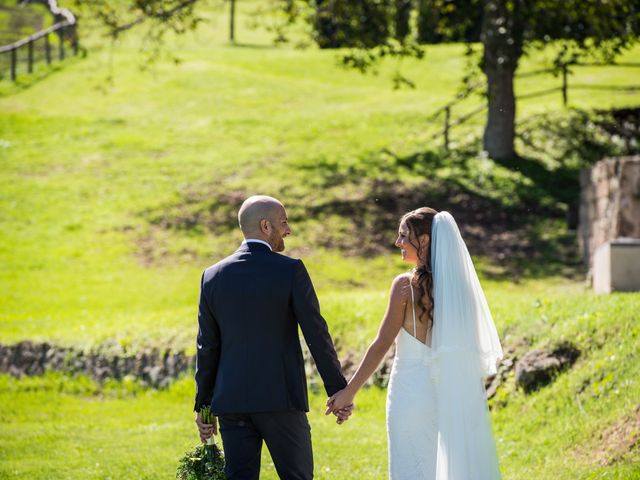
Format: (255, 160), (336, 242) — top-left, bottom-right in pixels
(326, 274), (408, 413)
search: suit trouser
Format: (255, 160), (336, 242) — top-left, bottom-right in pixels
(218, 411), (313, 480)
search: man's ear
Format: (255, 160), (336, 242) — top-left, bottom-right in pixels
(260, 219), (270, 234)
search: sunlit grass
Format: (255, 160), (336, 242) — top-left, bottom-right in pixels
(1, 1), (640, 478)
(1, 286), (638, 479)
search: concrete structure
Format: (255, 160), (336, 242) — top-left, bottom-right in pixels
(579, 156), (640, 292)
(593, 239), (640, 293)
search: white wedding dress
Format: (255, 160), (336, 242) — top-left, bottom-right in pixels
(386, 285), (438, 479)
(386, 211), (503, 480)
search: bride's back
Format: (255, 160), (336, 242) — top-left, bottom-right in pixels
(397, 273), (433, 347)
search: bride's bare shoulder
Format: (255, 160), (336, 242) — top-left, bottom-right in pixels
(389, 273), (411, 303)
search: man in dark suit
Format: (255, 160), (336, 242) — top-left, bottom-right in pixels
(194, 195), (352, 480)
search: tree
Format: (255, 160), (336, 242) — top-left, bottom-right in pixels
(313, 0), (391, 48)
(299, 0), (640, 160)
(71, 0), (202, 51)
(76, 0), (640, 160)
(416, 0), (481, 44)
(481, 0), (521, 160)
(229, 0), (236, 42)
(394, 0), (411, 40)
(476, 0), (640, 159)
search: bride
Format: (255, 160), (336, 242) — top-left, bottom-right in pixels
(326, 208), (503, 479)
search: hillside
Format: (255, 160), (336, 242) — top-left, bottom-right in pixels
(1, 1), (639, 478)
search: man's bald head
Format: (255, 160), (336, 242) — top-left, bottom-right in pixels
(238, 195), (285, 238)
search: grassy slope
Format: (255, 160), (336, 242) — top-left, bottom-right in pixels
(1, 1), (640, 478)
(1, 8), (638, 348)
(1, 290), (638, 479)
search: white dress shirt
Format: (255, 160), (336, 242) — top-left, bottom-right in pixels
(242, 239), (272, 251)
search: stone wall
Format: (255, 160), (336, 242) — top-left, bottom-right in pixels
(0, 341), (194, 388)
(0, 340), (395, 390)
(4, 340), (547, 399)
(578, 156), (640, 273)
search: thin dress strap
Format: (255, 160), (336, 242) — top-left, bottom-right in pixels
(409, 283), (417, 337)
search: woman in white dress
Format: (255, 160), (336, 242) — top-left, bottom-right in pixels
(326, 208), (503, 480)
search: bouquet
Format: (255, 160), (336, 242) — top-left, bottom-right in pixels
(176, 407), (226, 480)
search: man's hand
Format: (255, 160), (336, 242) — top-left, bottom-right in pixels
(333, 403), (355, 425)
(195, 410), (217, 443)
(326, 388), (356, 425)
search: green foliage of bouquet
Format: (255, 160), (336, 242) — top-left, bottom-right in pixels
(176, 407), (226, 480)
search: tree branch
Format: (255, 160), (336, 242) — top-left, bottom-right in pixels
(108, 0), (199, 37)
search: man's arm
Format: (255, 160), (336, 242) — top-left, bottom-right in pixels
(194, 271), (221, 412)
(291, 260), (347, 396)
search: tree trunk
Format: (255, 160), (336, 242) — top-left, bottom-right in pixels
(483, 65), (516, 160)
(394, 0), (411, 40)
(480, 0), (522, 160)
(229, 0), (235, 42)
(417, 0), (442, 44)
(314, 0), (339, 48)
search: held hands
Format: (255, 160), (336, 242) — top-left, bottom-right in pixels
(331, 403), (355, 425)
(195, 410), (217, 443)
(325, 388), (356, 424)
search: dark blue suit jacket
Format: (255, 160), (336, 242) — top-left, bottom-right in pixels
(194, 242), (347, 414)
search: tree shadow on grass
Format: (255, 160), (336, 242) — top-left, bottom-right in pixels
(512, 107), (640, 227)
(295, 145), (583, 280)
(139, 140), (583, 279)
(493, 154), (579, 205)
(293, 107), (640, 278)
(139, 107), (638, 279)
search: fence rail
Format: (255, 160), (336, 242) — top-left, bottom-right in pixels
(0, 2), (78, 82)
(431, 62), (640, 151)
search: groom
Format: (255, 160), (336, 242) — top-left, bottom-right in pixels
(194, 195), (352, 480)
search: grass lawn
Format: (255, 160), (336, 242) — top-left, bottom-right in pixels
(1, 285), (638, 479)
(0, 373), (388, 479)
(1, 1), (640, 478)
(1, 3), (638, 348)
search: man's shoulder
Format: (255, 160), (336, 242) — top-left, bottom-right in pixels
(267, 252), (301, 266)
(257, 251), (303, 275)
(202, 250), (302, 279)
(202, 251), (242, 279)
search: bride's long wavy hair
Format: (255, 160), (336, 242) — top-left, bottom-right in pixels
(400, 207), (439, 330)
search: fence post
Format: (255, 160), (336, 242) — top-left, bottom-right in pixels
(444, 106), (451, 151)
(28, 40), (34, 73)
(562, 64), (568, 107)
(72, 24), (79, 56)
(229, 0), (236, 42)
(11, 47), (17, 81)
(45, 34), (51, 64)
(59, 28), (65, 61)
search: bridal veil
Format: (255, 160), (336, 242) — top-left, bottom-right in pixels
(431, 211), (503, 480)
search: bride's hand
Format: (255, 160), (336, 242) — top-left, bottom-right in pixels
(325, 388), (355, 416)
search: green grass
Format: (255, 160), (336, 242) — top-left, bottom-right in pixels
(1, 1), (640, 478)
(1, 10), (638, 347)
(491, 291), (640, 479)
(1, 288), (638, 479)
(0, 373), (389, 479)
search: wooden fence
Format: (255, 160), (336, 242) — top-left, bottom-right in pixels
(0, 2), (78, 82)
(430, 63), (640, 151)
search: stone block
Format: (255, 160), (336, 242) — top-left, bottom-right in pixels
(593, 238), (640, 293)
(579, 156), (640, 282)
